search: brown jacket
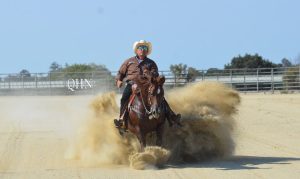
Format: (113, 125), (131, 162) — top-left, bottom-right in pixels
(116, 56), (159, 82)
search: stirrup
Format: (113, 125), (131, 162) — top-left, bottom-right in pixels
(114, 119), (127, 136)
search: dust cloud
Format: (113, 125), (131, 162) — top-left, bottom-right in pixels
(66, 82), (240, 169)
(164, 82), (240, 163)
(65, 93), (139, 166)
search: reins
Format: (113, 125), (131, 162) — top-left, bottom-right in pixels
(140, 91), (152, 115)
(132, 85), (157, 120)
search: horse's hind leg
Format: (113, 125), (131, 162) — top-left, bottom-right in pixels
(156, 124), (164, 146)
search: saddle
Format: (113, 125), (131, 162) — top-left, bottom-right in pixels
(114, 84), (138, 134)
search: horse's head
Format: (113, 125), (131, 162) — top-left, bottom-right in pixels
(146, 75), (165, 119)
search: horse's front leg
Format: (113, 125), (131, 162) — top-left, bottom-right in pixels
(135, 126), (146, 151)
(156, 124), (164, 146)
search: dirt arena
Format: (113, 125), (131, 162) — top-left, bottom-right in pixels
(0, 83), (300, 178)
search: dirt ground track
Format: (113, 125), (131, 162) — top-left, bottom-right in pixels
(0, 94), (300, 179)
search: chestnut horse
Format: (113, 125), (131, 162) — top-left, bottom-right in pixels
(124, 75), (166, 150)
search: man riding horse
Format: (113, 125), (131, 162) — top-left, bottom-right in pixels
(114, 40), (181, 131)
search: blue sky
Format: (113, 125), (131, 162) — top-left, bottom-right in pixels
(0, 0), (299, 73)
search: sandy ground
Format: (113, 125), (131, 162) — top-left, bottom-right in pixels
(0, 94), (300, 179)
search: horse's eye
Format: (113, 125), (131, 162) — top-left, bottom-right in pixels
(157, 88), (161, 94)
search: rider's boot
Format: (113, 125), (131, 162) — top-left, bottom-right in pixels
(114, 119), (127, 136)
(114, 98), (127, 129)
(114, 105), (128, 133)
(114, 118), (125, 128)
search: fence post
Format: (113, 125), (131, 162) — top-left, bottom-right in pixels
(271, 68), (274, 93)
(63, 72), (66, 95)
(257, 68), (259, 92)
(22, 74), (25, 95)
(35, 73), (38, 89)
(174, 74), (176, 87)
(243, 69), (246, 92)
(230, 69), (233, 88)
(8, 75), (11, 89)
(49, 72), (52, 95)
(92, 71), (95, 95)
(299, 66), (300, 91)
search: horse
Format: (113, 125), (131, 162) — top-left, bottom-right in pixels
(123, 74), (167, 150)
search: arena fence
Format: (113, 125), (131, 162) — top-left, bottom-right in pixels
(0, 67), (299, 95)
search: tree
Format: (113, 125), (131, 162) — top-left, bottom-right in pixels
(49, 62), (62, 72)
(225, 53), (280, 69)
(61, 63), (112, 79)
(170, 63), (187, 77)
(19, 69), (31, 77)
(281, 58), (293, 67)
(170, 64), (203, 83)
(49, 62), (112, 80)
(88, 63), (110, 72)
(63, 64), (93, 73)
(187, 67), (201, 82)
(206, 68), (221, 75)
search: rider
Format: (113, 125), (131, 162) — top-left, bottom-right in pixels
(114, 40), (181, 129)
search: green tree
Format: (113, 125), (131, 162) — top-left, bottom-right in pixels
(49, 63), (112, 80)
(63, 64), (93, 73)
(170, 63), (187, 77)
(170, 64), (203, 83)
(206, 68), (221, 75)
(281, 58), (293, 67)
(19, 69), (31, 77)
(187, 67), (201, 82)
(225, 53), (279, 69)
(63, 63), (111, 79)
(49, 62), (62, 72)
(169, 63), (188, 86)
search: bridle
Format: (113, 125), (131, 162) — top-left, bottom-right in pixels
(139, 84), (160, 119)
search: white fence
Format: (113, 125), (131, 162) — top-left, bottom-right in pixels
(0, 67), (299, 95)
(161, 67), (300, 92)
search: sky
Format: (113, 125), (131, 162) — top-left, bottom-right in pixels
(0, 0), (299, 73)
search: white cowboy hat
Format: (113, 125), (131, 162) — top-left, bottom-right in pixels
(133, 40), (152, 55)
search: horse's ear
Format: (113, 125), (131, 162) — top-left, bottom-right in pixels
(156, 76), (165, 85)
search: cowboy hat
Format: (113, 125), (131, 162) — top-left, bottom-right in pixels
(133, 40), (152, 55)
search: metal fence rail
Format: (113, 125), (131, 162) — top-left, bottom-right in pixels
(0, 67), (299, 95)
(160, 67), (300, 93)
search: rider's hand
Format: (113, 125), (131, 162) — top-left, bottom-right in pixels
(116, 80), (123, 88)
